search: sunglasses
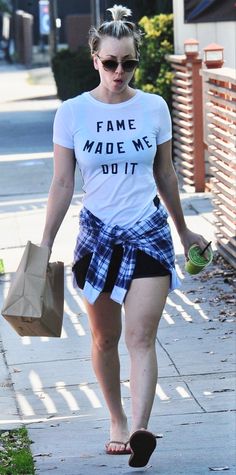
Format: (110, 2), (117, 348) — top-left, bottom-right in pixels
(96, 54), (139, 72)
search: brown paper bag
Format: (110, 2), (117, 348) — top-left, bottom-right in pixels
(1, 241), (64, 337)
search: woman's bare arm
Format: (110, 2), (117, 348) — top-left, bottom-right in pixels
(154, 140), (207, 257)
(40, 144), (76, 250)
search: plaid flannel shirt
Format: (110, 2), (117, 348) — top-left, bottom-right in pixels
(73, 204), (180, 304)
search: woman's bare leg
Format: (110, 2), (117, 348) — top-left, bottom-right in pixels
(124, 276), (169, 433)
(84, 293), (129, 452)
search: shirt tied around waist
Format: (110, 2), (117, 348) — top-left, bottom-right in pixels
(73, 203), (181, 304)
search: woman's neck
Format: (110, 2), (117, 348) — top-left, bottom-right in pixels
(89, 85), (136, 104)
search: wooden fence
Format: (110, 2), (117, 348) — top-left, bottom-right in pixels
(167, 54), (236, 268)
(166, 54), (205, 192)
(202, 68), (236, 268)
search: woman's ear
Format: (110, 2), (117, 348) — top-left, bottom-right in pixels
(93, 54), (99, 70)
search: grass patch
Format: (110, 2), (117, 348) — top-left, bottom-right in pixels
(0, 427), (35, 475)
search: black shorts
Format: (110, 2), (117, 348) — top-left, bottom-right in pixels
(73, 244), (170, 293)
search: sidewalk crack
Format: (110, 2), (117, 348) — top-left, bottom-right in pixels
(157, 337), (207, 413)
(157, 336), (181, 376)
(184, 380), (207, 413)
(0, 338), (22, 422)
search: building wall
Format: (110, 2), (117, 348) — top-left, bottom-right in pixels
(173, 0), (236, 69)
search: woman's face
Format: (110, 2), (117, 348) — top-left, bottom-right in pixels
(93, 36), (138, 95)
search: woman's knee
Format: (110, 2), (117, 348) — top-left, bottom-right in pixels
(92, 331), (121, 352)
(125, 325), (156, 353)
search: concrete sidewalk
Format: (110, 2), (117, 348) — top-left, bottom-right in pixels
(0, 62), (235, 475)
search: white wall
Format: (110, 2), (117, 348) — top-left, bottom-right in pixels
(173, 0), (236, 69)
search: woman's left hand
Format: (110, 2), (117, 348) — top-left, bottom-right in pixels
(179, 228), (209, 259)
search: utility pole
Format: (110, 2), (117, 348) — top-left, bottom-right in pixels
(49, 0), (58, 60)
(90, 0), (100, 27)
(95, 0), (100, 27)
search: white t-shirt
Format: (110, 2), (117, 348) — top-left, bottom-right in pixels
(53, 90), (172, 227)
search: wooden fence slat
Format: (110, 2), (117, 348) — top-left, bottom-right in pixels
(205, 101), (235, 120)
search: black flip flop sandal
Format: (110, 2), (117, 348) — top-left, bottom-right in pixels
(128, 430), (157, 467)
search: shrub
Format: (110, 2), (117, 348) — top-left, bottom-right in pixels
(51, 47), (99, 101)
(134, 14), (174, 107)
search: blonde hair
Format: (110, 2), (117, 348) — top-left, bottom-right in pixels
(88, 4), (142, 57)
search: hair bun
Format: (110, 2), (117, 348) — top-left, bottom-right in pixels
(107, 4), (132, 21)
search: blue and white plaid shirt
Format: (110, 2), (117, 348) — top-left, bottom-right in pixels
(73, 204), (180, 304)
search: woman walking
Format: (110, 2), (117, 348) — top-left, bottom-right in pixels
(41, 4), (208, 467)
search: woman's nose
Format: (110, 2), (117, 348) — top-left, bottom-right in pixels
(115, 63), (124, 73)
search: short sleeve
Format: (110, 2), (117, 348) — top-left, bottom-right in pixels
(53, 100), (74, 149)
(156, 96), (172, 145)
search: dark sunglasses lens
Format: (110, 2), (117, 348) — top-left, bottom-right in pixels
(102, 60), (118, 71)
(123, 60), (139, 71)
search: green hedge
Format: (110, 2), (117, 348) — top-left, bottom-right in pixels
(134, 14), (174, 107)
(51, 47), (99, 101)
